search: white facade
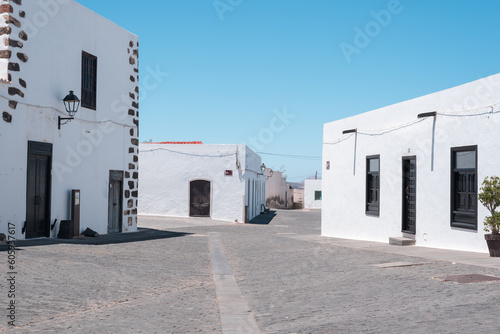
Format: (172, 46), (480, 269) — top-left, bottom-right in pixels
(265, 169), (292, 209)
(322, 74), (500, 254)
(0, 1), (139, 239)
(139, 144), (265, 223)
(304, 179), (322, 209)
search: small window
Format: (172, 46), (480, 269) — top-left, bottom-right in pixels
(314, 191), (322, 201)
(366, 155), (380, 216)
(451, 146), (477, 230)
(81, 51), (97, 110)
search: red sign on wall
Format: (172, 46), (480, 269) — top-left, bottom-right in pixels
(326, 161), (330, 170)
(225, 170), (233, 176)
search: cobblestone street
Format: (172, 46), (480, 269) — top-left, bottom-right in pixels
(2, 210), (500, 333)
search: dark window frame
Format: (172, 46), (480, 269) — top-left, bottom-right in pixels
(366, 155), (380, 216)
(314, 191), (322, 201)
(401, 156), (417, 234)
(450, 145), (478, 230)
(81, 51), (97, 110)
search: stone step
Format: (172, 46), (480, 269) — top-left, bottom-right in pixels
(389, 237), (416, 246)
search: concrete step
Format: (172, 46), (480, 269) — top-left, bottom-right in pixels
(389, 237), (416, 246)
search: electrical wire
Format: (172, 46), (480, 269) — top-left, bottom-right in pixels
(324, 133), (354, 145)
(141, 146), (266, 175)
(257, 152), (322, 160)
(357, 118), (426, 136)
(1, 93), (136, 128)
(288, 174), (322, 180)
(437, 104), (499, 117)
(323, 103), (500, 145)
(140, 147), (237, 158)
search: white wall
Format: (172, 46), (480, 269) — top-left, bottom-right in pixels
(139, 144), (265, 223)
(265, 169), (292, 209)
(304, 179), (322, 209)
(322, 73), (500, 253)
(243, 145), (266, 220)
(0, 1), (139, 238)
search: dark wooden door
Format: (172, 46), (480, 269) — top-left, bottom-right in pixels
(190, 180), (211, 217)
(402, 157), (416, 234)
(108, 171), (123, 234)
(26, 142), (52, 239)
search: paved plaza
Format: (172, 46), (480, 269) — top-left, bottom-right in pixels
(2, 210), (500, 333)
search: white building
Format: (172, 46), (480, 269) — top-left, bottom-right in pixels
(322, 74), (500, 254)
(139, 143), (266, 223)
(265, 169), (292, 209)
(0, 1), (139, 239)
(304, 179), (322, 209)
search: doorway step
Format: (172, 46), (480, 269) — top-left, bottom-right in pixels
(389, 236), (416, 246)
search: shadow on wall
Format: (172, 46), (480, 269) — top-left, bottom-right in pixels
(266, 195), (286, 209)
(249, 211), (277, 225)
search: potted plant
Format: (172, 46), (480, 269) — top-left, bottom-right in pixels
(478, 176), (500, 257)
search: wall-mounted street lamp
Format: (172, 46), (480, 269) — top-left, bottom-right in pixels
(417, 111), (437, 119)
(342, 128), (357, 134)
(258, 163), (266, 175)
(264, 165), (273, 179)
(59, 90), (80, 129)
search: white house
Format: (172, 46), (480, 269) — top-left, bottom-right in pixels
(304, 179), (322, 209)
(139, 143), (266, 223)
(0, 1), (139, 239)
(265, 169), (292, 209)
(322, 74), (500, 254)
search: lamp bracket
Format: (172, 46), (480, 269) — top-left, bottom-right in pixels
(58, 116), (74, 130)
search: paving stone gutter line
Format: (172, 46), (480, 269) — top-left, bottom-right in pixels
(209, 232), (261, 334)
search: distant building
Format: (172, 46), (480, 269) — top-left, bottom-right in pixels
(0, 1), (139, 239)
(322, 74), (500, 253)
(289, 184), (304, 209)
(304, 179), (322, 209)
(139, 143), (265, 223)
(265, 169), (292, 209)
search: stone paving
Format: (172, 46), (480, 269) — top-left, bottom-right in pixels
(1, 230), (221, 333)
(1, 210), (500, 333)
(219, 211), (500, 333)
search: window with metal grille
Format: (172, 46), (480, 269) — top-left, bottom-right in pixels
(314, 191), (322, 201)
(81, 51), (97, 110)
(451, 146), (477, 230)
(366, 155), (380, 216)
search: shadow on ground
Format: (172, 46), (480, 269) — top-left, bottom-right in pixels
(0, 228), (192, 251)
(248, 211), (277, 225)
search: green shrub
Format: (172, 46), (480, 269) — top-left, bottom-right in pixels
(478, 176), (500, 235)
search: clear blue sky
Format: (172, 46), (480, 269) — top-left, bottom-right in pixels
(78, 0), (500, 182)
